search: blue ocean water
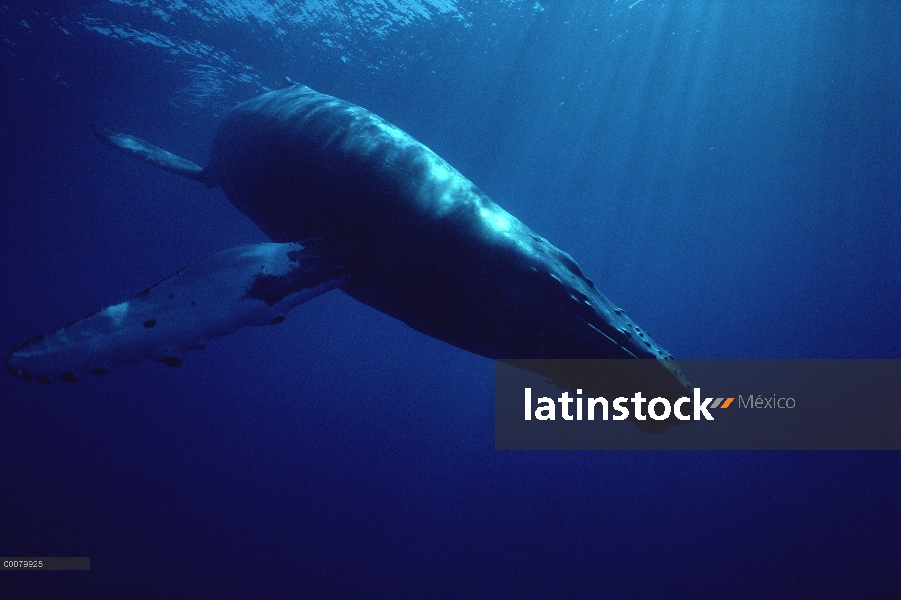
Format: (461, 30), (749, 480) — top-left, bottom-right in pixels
(1, 1), (899, 597)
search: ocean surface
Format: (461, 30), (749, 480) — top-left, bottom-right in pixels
(1, 1), (899, 597)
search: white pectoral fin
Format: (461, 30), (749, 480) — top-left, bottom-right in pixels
(92, 124), (213, 186)
(5, 243), (348, 383)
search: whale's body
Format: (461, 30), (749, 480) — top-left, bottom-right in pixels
(6, 84), (690, 408)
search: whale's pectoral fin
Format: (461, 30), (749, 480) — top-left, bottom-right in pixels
(6, 243), (348, 383)
(92, 124), (214, 187)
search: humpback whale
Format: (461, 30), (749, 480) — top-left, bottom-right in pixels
(5, 83), (690, 410)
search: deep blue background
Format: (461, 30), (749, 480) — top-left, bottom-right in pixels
(2, 1), (899, 597)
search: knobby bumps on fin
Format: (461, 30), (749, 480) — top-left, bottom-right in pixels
(5, 243), (347, 383)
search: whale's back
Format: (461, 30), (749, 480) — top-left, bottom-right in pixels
(207, 85), (690, 398)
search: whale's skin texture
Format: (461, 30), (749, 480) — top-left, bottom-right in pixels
(208, 85), (689, 394)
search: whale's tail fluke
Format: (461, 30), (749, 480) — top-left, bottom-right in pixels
(91, 124), (215, 188)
